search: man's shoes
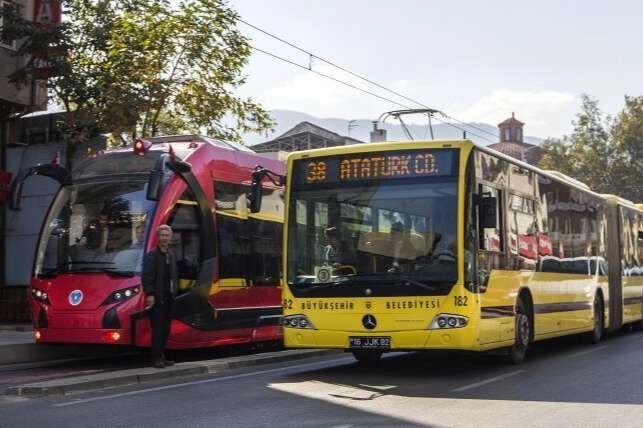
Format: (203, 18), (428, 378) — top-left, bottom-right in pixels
(163, 357), (175, 366)
(151, 358), (166, 369)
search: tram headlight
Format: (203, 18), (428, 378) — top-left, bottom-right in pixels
(31, 287), (51, 305)
(429, 313), (468, 330)
(282, 315), (316, 330)
(101, 285), (141, 306)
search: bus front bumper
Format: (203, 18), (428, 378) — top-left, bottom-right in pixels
(284, 327), (479, 351)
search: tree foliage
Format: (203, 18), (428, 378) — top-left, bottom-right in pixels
(539, 94), (643, 202)
(3, 0), (273, 162)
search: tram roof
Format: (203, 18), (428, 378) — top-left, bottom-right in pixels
(143, 135), (255, 153)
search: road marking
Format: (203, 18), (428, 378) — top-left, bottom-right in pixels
(451, 370), (524, 393)
(53, 356), (353, 407)
(566, 345), (607, 358)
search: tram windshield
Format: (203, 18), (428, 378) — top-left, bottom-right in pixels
(35, 180), (156, 277)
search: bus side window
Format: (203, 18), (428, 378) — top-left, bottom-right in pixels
(478, 185), (503, 252)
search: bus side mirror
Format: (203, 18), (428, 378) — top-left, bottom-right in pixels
(248, 176), (263, 213)
(479, 196), (497, 229)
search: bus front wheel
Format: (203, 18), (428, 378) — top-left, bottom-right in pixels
(507, 297), (530, 365)
(351, 350), (382, 367)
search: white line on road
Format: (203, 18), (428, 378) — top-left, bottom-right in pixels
(451, 370), (524, 393)
(53, 356), (353, 407)
(566, 345), (607, 359)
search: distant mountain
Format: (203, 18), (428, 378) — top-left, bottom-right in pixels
(243, 110), (543, 147)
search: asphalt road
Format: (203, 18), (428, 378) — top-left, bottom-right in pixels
(2, 330), (643, 428)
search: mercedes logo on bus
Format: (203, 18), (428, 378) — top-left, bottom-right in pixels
(362, 314), (377, 330)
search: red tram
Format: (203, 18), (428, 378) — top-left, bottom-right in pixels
(11, 135), (285, 349)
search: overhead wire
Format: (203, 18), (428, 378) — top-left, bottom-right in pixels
(239, 18), (500, 143)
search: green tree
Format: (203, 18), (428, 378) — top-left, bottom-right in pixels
(610, 96), (643, 202)
(538, 136), (573, 174)
(539, 94), (617, 194)
(3, 0), (273, 165)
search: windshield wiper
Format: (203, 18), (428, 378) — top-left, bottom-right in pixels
(40, 265), (134, 278)
(293, 281), (345, 294)
(397, 277), (441, 292)
(39, 261), (117, 278)
(66, 267), (135, 277)
(292, 274), (444, 293)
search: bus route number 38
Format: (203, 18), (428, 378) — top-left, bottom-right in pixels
(307, 161), (326, 183)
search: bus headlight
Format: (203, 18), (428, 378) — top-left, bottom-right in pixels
(31, 287), (51, 305)
(282, 315), (316, 330)
(429, 314), (468, 330)
(101, 285), (141, 305)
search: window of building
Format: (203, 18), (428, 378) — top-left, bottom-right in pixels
(504, 128), (511, 142)
(1, 1), (17, 50)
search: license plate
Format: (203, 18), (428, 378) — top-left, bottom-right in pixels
(349, 336), (391, 349)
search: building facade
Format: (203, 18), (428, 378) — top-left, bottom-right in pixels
(487, 113), (542, 166)
(251, 121), (365, 157)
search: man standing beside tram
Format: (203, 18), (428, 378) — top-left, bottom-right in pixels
(142, 224), (178, 368)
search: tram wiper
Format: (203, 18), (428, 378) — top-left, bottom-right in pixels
(39, 261), (117, 278)
(65, 267), (135, 277)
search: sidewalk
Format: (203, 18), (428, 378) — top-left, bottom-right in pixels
(6, 348), (341, 398)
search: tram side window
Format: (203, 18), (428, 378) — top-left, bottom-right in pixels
(217, 214), (250, 280)
(248, 219), (282, 285)
(214, 182), (248, 213)
(167, 190), (202, 292)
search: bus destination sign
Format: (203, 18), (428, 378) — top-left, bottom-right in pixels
(295, 149), (457, 185)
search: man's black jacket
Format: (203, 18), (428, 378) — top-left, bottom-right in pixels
(142, 247), (178, 302)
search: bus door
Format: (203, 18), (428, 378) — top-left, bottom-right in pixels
(606, 202), (623, 331)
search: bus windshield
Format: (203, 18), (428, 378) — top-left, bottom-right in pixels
(35, 180), (157, 277)
(287, 176), (459, 297)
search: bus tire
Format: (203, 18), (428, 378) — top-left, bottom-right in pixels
(507, 296), (530, 365)
(351, 350), (382, 367)
(586, 294), (604, 344)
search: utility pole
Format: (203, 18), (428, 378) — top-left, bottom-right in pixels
(347, 120), (358, 137)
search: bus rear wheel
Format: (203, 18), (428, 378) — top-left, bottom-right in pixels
(351, 350), (382, 367)
(586, 294), (604, 344)
(507, 297), (530, 365)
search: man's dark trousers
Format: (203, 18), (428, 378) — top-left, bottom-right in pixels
(151, 299), (174, 359)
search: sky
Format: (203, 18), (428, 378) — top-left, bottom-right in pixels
(230, 0), (643, 139)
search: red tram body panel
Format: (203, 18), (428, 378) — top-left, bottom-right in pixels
(23, 135), (285, 349)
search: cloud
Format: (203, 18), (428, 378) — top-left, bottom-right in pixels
(456, 89), (577, 138)
(258, 65), (402, 119)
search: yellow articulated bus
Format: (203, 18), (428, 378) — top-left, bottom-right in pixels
(250, 139), (643, 365)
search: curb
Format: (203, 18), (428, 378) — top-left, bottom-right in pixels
(0, 325), (33, 332)
(0, 342), (138, 366)
(6, 349), (340, 398)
